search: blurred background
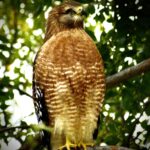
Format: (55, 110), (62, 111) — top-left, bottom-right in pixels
(0, 0), (150, 149)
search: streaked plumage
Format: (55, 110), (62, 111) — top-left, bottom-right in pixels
(33, 1), (105, 150)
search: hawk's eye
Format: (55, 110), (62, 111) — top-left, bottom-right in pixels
(65, 8), (76, 15)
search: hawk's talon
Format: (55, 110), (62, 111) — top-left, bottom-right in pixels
(79, 142), (95, 150)
(58, 137), (76, 150)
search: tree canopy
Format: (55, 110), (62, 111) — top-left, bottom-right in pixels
(0, 0), (150, 150)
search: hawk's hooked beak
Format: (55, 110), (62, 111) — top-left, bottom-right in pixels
(75, 6), (83, 15)
(74, 5), (87, 16)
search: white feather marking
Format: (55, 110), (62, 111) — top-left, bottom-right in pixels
(54, 117), (64, 135)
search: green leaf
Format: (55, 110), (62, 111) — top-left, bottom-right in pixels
(0, 35), (9, 43)
(0, 44), (10, 50)
(145, 106), (150, 116)
(141, 120), (149, 130)
(86, 4), (95, 14)
(105, 134), (120, 145)
(94, 13), (105, 22)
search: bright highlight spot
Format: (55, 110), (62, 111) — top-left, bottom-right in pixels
(124, 111), (129, 120)
(33, 29), (43, 36)
(26, 18), (33, 28)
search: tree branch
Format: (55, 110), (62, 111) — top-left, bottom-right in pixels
(106, 58), (150, 88)
(87, 146), (134, 150)
(8, 84), (33, 99)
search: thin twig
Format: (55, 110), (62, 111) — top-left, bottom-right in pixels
(0, 125), (30, 133)
(17, 88), (33, 99)
(0, 124), (53, 133)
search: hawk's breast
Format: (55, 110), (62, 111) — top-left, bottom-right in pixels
(34, 28), (105, 143)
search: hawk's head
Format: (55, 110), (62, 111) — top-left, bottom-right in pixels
(57, 1), (84, 27)
(45, 1), (86, 41)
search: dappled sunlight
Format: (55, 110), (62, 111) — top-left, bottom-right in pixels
(85, 5), (114, 42)
(0, 138), (21, 150)
(9, 90), (37, 125)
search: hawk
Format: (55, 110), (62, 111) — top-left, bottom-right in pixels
(33, 1), (105, 150)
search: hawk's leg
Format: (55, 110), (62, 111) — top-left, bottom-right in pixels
(58, 137), (77, 150)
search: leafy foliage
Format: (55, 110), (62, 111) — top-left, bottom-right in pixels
(0, 0), (150, 150)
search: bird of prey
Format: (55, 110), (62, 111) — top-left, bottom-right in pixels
(33, 1), (105, 150)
